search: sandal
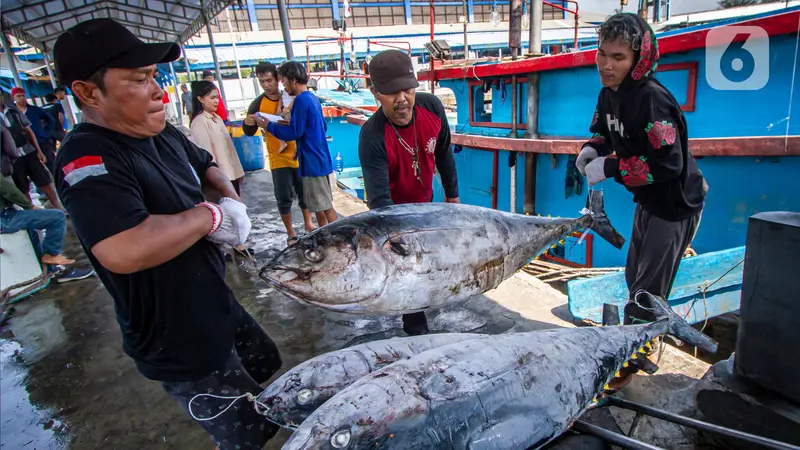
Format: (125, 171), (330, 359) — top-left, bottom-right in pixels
(41, 254), (75, 266)
(287, 236), (300, 245)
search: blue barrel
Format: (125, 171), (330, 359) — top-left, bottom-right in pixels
(232, 132), (265, 172)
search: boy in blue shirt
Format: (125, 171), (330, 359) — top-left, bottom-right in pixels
(263, 62), (338, 226)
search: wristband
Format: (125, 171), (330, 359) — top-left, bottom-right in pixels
(197, 201), (223, 235)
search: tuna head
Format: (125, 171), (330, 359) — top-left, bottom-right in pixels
(258, 225), (389, 312)
(282, 372), (433, 450)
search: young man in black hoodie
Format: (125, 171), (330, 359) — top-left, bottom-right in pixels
(576, 13), (708, 321)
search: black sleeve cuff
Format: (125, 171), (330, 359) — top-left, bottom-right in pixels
(604, 157), (619, 179)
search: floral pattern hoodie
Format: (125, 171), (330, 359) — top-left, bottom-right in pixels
(582, 13), (707, 221)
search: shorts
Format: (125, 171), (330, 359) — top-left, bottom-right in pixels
(162, 308), (282, 450)
(12, 151), (52, 193)
(302, 175), (333, 212)
(273, 167), (306, 214)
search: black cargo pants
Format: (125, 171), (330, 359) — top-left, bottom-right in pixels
(624, 204), (702, 324)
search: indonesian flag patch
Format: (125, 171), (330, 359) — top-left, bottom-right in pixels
(63, 156), (109, 186)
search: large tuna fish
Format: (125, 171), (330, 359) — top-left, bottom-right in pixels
(257, 333), (483, 427)
(281, 292), (718, 450)
(259, 192), (624, 314)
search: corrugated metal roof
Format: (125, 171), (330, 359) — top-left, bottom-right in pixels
(0, 0), (234, 51)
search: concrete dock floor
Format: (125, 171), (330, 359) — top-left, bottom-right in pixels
(0, 169), (709, 449)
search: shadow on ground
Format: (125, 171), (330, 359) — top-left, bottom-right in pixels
(0, 170), (571, 450)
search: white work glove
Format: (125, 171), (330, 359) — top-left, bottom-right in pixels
(218, 197), (251, 246)
(585, 157), (608, 186)
(201, 202), (240, 249)
(576, 146), (599, 176)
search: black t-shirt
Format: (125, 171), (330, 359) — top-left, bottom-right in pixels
(54, 122), (240, 382)
(43, 103), (64, 126)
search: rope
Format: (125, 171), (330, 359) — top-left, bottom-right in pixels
(187, 392), (298, 431)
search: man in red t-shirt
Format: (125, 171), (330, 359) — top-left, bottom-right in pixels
(359, 49), (460, 336)
(203, 70), (228, 122)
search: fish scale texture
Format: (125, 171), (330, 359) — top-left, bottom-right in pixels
(262, 203), (589, 314)
(282, 323), (666, 450)
(258, 333), (483, 427)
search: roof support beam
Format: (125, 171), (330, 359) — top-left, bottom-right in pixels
(1, 31), (23, 87)
(202, 1), (227, 106)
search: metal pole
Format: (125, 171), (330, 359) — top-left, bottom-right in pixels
(571, 420), (663, 450)
(462, 0), (469, 60)
(606, 397), (800, 450)
(226, 8), (245, 110)
(529, 0), (543, 56)
(42, 51), (76, 129)
(509, 0), (522, 56)
(523, 0), (541, 215)
(1, 32), (23, 88)
(204, 13), (227, 107)
(169, 62), (182, 125)
(276, 0), (294, 59)
(429, 0), (435, 94)
(430, 0), (434, 43)
(181, 44), (193, 83)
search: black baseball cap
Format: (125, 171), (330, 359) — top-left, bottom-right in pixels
(54, 18), (181, 88)
(368, 49), (419, 95)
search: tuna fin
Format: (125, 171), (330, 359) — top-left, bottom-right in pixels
(628, 355), (659, 375)
(387, 238), (409, 257)
(586, 190), (626, 250)
(630, 290), (719, 354)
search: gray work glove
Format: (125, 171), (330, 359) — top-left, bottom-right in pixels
(203, 202), (240, 249)
(576, 146), (599, 177)
(585, 156), (609, 186)
(218, 197), (251, 246)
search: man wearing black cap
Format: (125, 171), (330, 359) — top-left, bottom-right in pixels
(52, 18), (281, 449)
(359, 49), (460, 336)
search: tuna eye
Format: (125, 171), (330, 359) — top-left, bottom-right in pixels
(304, 248), (324, 262)
(331, 429), (351, 448)
(297, 388), (312, 404)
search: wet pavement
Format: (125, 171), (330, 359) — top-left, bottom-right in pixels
(0, 169), (577, 449)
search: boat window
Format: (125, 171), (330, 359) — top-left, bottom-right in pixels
(472, 85), (492, 122)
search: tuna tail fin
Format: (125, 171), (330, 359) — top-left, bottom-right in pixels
(586, 190), (626, 250)
(629, 290), (719, 355)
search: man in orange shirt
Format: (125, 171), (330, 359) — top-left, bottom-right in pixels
(243, 62), (315, 243)
(202, 70), (228, 122)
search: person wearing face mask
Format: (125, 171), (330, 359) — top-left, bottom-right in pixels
(358, 49), (460, 336)
(575, 13), (708, 333)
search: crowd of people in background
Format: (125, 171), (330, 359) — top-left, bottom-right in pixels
(0, 55), (344, 273)
(180, 61), (338, 246)
(0, 84), (94, 281)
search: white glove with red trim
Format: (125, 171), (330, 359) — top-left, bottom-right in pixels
(199, 201), (239, 249)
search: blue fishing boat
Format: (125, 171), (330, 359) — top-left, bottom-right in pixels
(335, 6), (800, 323)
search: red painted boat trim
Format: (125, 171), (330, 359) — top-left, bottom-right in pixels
(346, 115), (800, 156)
(419, 10), (800, 81)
